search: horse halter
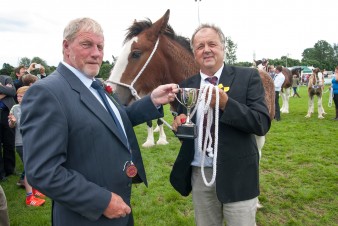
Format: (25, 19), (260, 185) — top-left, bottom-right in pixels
(107, 38), (160, 101)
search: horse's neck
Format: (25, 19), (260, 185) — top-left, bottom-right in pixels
(164, 39), (199, 82)
(309, 74), (317, 86)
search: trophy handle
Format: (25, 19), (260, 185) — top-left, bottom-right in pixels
(174, 94), (184, 106)
(174, 85), (184, 106)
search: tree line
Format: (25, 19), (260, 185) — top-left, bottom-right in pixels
(1, 39), (337, 81)
(226, 39), (338, 71)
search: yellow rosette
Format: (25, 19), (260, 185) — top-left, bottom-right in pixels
(218, 84), (230, 92)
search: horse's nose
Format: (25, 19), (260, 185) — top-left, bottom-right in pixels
(115, 86), (133, 106)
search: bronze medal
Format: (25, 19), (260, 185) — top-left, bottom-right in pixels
(126, 162), (138, 178)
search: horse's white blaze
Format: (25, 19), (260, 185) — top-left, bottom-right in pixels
(109, 37), (138, 83)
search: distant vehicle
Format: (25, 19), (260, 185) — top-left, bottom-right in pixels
(324, 77), (332, 85)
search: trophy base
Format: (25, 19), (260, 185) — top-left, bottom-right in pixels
(176, 125), (197, 139)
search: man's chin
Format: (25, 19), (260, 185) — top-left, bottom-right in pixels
(84, 67), (100, 77)
(203, 61), (215, 68)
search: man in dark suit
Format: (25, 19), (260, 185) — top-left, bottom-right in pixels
(0, 75), (16, 181)
(171, 24), (271, 225)
(21, 17), (178, 226)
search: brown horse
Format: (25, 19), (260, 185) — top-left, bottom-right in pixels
(108, 9), (275, 151)
(305, 68), (326, 118)
(280, 67), (298, 113)
(108, 9), (198, 147)
(254, 59), (293, 114)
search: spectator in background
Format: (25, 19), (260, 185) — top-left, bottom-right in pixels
(14, 74), (38, 187)
(323, 69), (328, 78)
(268, 65), (275, 79)
(331, 66), (338, 120)
(22, 74), (38, 86)
(273, 66), (285, 121)
(292, 74), (301, 98)
(9, 86), (46, 206)
(0, 75), (16, 181)
(13, 66), (26, 103)
(14, 65), (26, 90)
(13, 63), (39, 103)
(37, 66), (47, 79)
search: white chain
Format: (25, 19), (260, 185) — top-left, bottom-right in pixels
(191, 84), (220, 187)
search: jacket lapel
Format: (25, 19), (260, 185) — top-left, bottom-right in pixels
(57, 64), (129, 148)
(219, 64), (235, 93)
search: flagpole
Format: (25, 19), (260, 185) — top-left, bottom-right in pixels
(195, 0), (201, 25)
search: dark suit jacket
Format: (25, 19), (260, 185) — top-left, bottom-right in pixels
(0, 75), (16, 110)
(21, 63), (163, 226)
(170, 64), (271, 203)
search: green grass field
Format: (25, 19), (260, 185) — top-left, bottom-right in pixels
(1, 86), (337, 226)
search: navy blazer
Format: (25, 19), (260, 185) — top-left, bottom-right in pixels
(0, 75), (16, 110)
(21, 63), (163, 226)
(170, 64), (271, 203)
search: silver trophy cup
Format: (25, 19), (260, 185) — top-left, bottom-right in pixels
(175, 88), (199, 139)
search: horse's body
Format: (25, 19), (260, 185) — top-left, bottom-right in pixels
(108, 10), (274, 152)
(280, 67), (300, 113)
(305, 68), (326, 118)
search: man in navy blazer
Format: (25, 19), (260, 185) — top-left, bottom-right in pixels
(21, 18), (178, 226)
(171, 24), (271, 225)
(0, 75), (16, 181)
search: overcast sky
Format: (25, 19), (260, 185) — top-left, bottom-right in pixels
(1, 0), (337, 68)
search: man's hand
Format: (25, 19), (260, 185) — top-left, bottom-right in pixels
(208, 87), (228, 111)
(26, 63), (39, 73)
(103, 193), (131, 219)
(150, 84), (179, 106)
(172, 113), (187, 132)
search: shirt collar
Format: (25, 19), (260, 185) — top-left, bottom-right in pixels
(61, 61), (96, 88)
(199, 64), (224, 82)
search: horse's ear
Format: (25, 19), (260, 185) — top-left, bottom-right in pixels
(162, 9), (170, 27)
(151, 9), (170, 37)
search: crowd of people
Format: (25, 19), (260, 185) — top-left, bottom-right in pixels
(0, 16), (337, 226)
(0, 63), (49, 226)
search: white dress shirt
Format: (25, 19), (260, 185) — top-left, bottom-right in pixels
(274, 72), (285, 92)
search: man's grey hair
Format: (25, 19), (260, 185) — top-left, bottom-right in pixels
(63, 18), (104, 42)
(190, 23), (226, 51)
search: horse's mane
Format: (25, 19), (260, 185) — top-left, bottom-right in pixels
(124, 18), (192, 53)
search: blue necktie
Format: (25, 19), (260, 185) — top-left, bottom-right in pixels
(91, 80), (128, 145)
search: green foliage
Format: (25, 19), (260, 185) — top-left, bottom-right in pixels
(19, 57), (31, 68)
(234, 61), (253, 67)
(1, 87), (337, 225)
(98, 62), (113, 80)
(302, 40), (337, 70)
(225, 36), (237, 65)
(0, 63), (14, 76)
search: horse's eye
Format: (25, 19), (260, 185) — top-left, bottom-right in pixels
(131, 51), (141, 59)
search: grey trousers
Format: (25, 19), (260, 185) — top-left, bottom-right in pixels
(0, 185), (10, 226)
(192, 167), (257, 226)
